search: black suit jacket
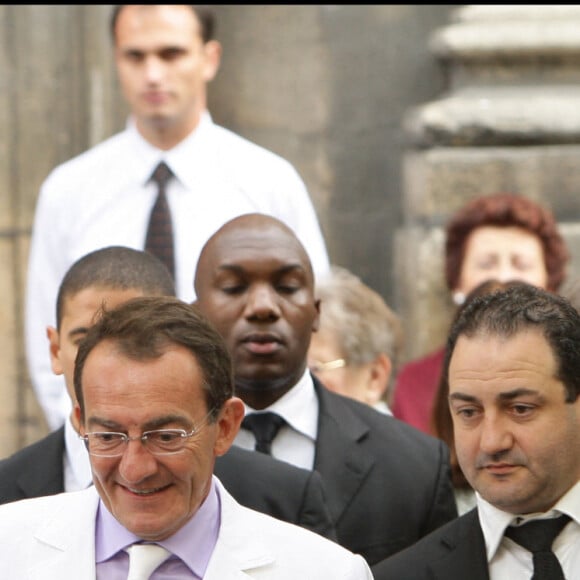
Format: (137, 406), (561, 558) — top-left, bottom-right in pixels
(311, 377), (458, 565)
(371, 508), (489, 580)
(0, 426), (336, 541)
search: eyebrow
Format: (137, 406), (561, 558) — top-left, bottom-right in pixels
(87, 413), (191, 432)
(67, 327), (89, 341)
(497, 388), (543, 402)
(217, 264), (307, 276)
(449, 392), (478, 404)
(449, 388), (542, 404)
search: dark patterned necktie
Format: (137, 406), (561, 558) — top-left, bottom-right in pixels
(145, 161), (175, 279)
(241, 412), (287, 454)
(504, 515), (570, 580)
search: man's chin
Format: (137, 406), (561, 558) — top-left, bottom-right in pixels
(235, 370), (292, 393)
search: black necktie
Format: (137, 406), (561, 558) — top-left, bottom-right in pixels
(504, 515), (570, 580)
(145, 161), (175, 279)
(241, 412), (286, 454)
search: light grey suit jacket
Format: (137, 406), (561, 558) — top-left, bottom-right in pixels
(0, 476), (372, 579)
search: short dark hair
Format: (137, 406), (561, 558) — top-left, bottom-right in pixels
(444, 281), (580, 403)
(56, 246), (175, 329)
(444, 193), (569, 292)
(110, 5), (216, 44)
(74, 296), (233, 421)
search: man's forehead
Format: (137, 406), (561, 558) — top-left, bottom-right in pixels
(448, 330), (557, 393)
(211, 224), (307, 263)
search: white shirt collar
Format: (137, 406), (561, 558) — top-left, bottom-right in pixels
(125, 111), (214, 189)
(243, 368), (319, 441)
(477, 480), (580, 562)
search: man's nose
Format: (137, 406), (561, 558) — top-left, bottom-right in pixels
(478, 413), (514, 456)
(143, 56), (165, 83)
(244, 284), (280, 320)
(117, 438), (159, 484)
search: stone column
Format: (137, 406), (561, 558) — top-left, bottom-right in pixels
(396, 5), (580, 362)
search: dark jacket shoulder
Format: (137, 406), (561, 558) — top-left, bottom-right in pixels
(215, 445), (336, 541)
(0, 427), (66, 504)
(371, 509), (489, 580)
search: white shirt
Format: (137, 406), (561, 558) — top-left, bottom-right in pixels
(26, 112), (330, 431)
(373, 400), (392, 415)
(234, 369), (319, 470)
(478, 481), (580, 580)
(63, 417), (92, 492)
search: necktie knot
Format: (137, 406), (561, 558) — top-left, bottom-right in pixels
(150, 161), (173, 189)
(242, 412), (286, 454)
(505, 515), (570, 580)
(126, 543), (171, 580)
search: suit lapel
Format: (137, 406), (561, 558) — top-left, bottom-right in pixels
(205, 480), (274, 579)
(430, 509), (489, 580)
(312, 379), (375, 524)
(28, 487), (99, 579)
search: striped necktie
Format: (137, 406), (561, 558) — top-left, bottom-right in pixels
(145, 161), (175, 279)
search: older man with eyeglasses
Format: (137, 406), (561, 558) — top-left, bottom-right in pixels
(0, 296), (372, 579)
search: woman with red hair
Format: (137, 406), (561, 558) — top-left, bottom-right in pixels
(391, 192), (569, 435)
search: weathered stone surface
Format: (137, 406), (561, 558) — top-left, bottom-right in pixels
(400, 5), (580, 362)
(404, 145), (580, 222)
(431, 6), (580, 90)
(0, 240), (18, 456)
(406, 87), (580, 147)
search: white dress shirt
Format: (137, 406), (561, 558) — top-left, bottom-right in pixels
(63, 417), (93, 492)
(234, 369), (319, 470)
(26, 112), (329, 431)
(373, 400), (392, 415)
(478, 481), (580, 580)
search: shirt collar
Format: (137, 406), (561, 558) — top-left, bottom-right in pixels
(244, 368), (319, 441)
(95, 476), (220, 577)
(477, 480), (580, 562)
(126, 110), (215, 189)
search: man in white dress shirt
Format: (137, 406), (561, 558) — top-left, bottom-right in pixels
(26, 4), (329, 431)
(372, 282), (580, 580)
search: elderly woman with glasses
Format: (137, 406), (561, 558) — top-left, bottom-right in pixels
(308, 265), (403, 414)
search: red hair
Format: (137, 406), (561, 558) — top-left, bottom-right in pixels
(444, 193), (568, 292)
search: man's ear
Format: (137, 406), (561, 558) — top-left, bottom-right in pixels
(73, 402), (82, 433)
(311, 298), (321, 333)
(213, 396), (245, 456)
(46, 326), (64, 375)
(203, 40), (222, 83)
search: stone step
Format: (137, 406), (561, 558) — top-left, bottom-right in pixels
(405, 86), (580, 147)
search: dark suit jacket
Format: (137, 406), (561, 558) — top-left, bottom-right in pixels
(311, 377), (458, 565)
(371, 508), (489, 580)
(0, 426), (336, 541)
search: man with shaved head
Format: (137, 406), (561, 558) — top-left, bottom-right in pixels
(194, 213), (458, 565)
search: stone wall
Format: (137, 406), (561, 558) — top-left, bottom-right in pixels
(396, 5), (580, 361)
